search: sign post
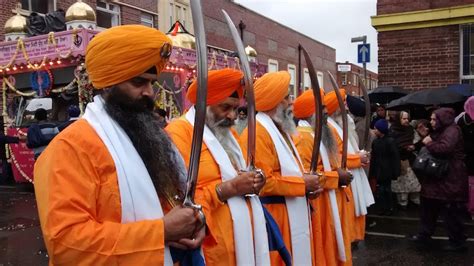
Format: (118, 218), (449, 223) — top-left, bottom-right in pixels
(351, 35), (369, 94)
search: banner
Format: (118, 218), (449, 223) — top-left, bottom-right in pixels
(7, 127), (34, 183)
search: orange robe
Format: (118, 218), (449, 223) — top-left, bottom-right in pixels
(34, 119), (166, 265)
(166, 118), (241, 266)
(330, 125), (366, 242)
(241, 122), (314, 266)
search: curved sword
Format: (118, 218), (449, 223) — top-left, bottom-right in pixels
(183, 0), (207, 227)
(358, 75), (371, 151)
(328, 71), (348, 169)
(300, 45), (323, 175)
(221, 9), (256, 171)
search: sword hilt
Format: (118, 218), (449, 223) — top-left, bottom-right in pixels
(183, 200), (206, 237)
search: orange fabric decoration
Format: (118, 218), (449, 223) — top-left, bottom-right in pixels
(86, 25), (172, 89)
(186, 68), (244, 105)
(293, 88), (325, 119)
(324, 89), (347, 115)
(254, 71), (290, 111)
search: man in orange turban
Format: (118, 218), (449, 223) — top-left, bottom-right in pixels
(166, 68), (270, 265)
(34, 25), (204, 265)
(324, 88), (374, 250)
(293, 88), (354, 265)
(241, 71), (321, 265)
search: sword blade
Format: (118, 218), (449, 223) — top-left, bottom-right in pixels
(300, 45), (323, 174)
(328, 71), (348, 169)
(358, 75), (371, 151)
(184, 0), (208, 206)
(221, 10), (256, 170)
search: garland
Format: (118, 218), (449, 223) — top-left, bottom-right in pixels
(8, 144), (33, 183)
(0, 31), (78, 71)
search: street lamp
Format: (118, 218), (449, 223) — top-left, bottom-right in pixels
(351, 35), (367, 95)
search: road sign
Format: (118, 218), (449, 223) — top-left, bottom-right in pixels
(358, 44), (370, 63)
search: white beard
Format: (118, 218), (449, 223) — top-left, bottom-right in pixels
(271, 103), (296, 135)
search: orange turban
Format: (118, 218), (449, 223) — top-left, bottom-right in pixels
(86, 25), (172, 89)
(186, 68), (244, 105)
(324, 89), (347, 115)
(293, 88), (325, 119)
(254, 71), (290, 111)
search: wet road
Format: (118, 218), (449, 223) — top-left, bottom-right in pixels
(0, 186), (472, 265)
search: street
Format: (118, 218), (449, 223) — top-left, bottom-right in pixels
(0, 186), (472, 265)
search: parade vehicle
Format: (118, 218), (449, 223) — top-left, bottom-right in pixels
(0, 1), (265, 183)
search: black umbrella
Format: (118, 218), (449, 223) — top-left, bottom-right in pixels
(386, 88), (467, 109)
(368, 86), (409, 104)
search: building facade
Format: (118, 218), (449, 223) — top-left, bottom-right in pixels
(336, 62), (378, 96)
(371, 0), (474, 91)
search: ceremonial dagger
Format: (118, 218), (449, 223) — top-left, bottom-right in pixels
(183, 0), (206, 228)
(300, 45), (323, 175)
(328, 71), (348, 169)
(358, 75), (371, 151)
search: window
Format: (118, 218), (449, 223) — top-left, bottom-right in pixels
(96, 1), (120, 29)
(169, 2), (188, 28)
(353, 73), (358, 87)
(341, 73), (347, 85)
(268, 59), (279, 73)
(21, 0), (55, 13)
(141, 13), (154, 28)
(317, 71), (324, 89)
(461, 24), (474, 83)
(288, 64), (296, 97)
(303, 68), (310, 90)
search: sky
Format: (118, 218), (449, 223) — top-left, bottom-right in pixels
(233, 0), (379, 73)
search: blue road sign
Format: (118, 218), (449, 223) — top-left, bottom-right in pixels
(358, 44), (370, 63)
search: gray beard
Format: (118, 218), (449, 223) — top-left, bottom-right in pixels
(322, 115), (340, 166)
(235, 118), (248, 135)
(271, 103), (296, 135)
(104, 96), (186, 204)
(206, 109), (243, 170)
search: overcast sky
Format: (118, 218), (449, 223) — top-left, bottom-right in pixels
(234, 0), (379, 73)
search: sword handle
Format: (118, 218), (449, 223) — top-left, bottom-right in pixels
(182, 201), (206, 237)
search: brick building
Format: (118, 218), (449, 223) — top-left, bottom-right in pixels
(371, 0), (474, 91)
(336, 61), (378, 96)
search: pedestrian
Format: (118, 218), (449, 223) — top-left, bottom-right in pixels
(390, 111), (421, 209)
(26, 108), (58, 160)
(57, 105), (80, 131)
(234, 105), (247, 134)
(293, 88), (352, 265)
(370, 104), (386, 129)
(411, 108), (468, 252)
(241, 71), (321, 265)
(167, 68), (269, 265)
(370, 119), (401, 215)
(33, 25), (204, 264)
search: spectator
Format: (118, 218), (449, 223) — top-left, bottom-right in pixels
(370, 119), (401, 215)
(457, 96), (474, 177)
(235, 106), (247, 135)
(411, 108), (468, 251)
(153, 108), (168, 128)
(57, 105), (80, 131)
(390, 111), (421, 209)
(414, 119), (431, 152)
(370, 104), (386, 129)
(26, 108), (58, 160)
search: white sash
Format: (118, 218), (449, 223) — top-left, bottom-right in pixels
(257, 112), (312, 265)
(83, 95), (172, 265)
(297, 121), (346, 261)
(327, 117), (374, 216)
(185, 107), (270, 266)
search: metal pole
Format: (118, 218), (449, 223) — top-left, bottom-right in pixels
(298, 44), (302, 94)
(362, 38), (367, 96)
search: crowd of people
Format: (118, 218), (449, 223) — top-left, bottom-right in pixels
(0, 24), (467, 265)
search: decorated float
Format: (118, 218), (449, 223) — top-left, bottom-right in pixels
(0, 1), (266, 183)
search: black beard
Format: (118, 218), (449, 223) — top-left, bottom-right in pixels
(104, 88), (184, 205)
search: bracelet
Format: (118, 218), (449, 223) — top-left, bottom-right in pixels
(215, 183), (226, 203)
